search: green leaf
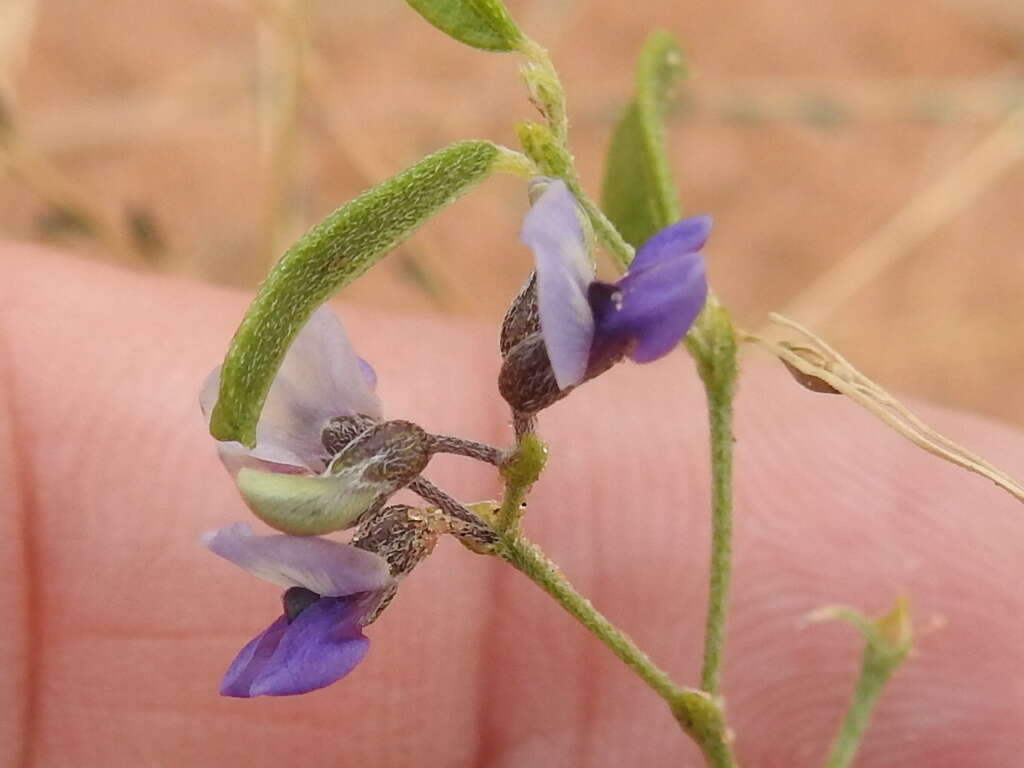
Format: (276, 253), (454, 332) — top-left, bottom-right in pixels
(600, 30), (686, 248)
(405, 0), (523, 52)
(210, 140), (500, 446)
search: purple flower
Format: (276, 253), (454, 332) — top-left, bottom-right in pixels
(201, 307), (431, 535)
(498, 179), (709, 414)
(526, 179), (709, 389)
(203, 522), (395, 697)
(200, 307), (382, 477)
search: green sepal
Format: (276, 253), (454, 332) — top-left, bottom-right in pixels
(236, 468), (381, 536)
(209, 140), (500, 446)
(600, 30), (686, 248)
(515, 121), (573, 178)
(405, 0), (523, 52)
(500, 433), (548, 489)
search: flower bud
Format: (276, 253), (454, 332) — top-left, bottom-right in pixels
(352, 503), (446, 579)
(500, 273), (539, 356)
(354, 505), (446, 630)
(236, 419), (432, 536)
(498, 331), (622, 414)
(351, 503), (445, 621)
(499, 332), (563, 413)
(321, 413), (379, 455)
(329, 419), (431, 488)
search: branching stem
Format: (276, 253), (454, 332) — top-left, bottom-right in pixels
(496, 534), (738, 768)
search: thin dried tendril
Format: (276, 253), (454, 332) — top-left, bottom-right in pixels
(741, 313), (1024, 504)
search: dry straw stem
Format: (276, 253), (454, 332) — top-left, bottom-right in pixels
(24, 53), (246, 152)
(742, 313), (1024, 505)
(307, 76), (460, 312)
(765, 103), (1024, 332)
(0, 132), (138, 264)
(0, 0), (139, 263)
(689, 77), (1024, 124)
(0, 0), (38, 104)
(300, 0), (576, 311)
(256, 0), (312, 271)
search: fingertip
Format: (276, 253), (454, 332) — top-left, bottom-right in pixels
(1, 245), (510, 765)
(3, 244), (1021, 765)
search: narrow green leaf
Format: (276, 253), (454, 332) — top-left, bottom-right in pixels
(210, 140), (500, 446)
(405, 0), (523, 52)
(601, 30), (686, 248)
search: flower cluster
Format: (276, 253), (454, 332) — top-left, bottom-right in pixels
(203, 521), (393, 697)
(499, 179), (710, 414)
(202, 178), (710, 696)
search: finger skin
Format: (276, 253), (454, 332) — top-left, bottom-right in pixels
(1, 243), (1022, 767)
(0, 282), (31, 768)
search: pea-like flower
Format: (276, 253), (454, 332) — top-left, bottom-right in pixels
(499, 179), (710, 413)
(201, 307), (432, 535)
(203, 522), (395, 697)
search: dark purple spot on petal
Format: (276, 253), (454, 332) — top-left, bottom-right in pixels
(283, 586), (321, 623)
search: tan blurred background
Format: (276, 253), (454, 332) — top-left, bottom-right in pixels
(1, 0), (1021, 425)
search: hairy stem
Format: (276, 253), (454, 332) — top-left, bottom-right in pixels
(408, 476), (495, 547)
(429, 434), (505, 466)
(824, 659), (890, 768)
(511, 28), (739, 763)
(497, 534), (738, 768)
(576, 191), (636, 270)
(694, 302), (739, 695)
(518, 37), (568, 146)
(496, 433), (546, 533)
(257, 0), (309, 270)
(820, 602), (912, 768)
(512, 411), (536, 442)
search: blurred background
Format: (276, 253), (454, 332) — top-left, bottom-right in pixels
(0, 0), (1021, 425)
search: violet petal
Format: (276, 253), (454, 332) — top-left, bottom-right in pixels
(248, 596), (371, 696)
(593, 249), (707, 364)
(202, 522), (394, 596)
(522, 179), (596, 390)
(201, 306), (382, 474)
(220, 615), (289, 697)
(201, 368), (312, 475)
(357, 358), (378, 391)
(630, 215), (712, 273)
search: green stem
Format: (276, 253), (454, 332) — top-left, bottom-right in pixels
(496, 433), (547, 534)
(824, 658), (891, 768)
(511, 28), (740, 763)
(516, 37), (639, 275)
(694, 301), (739, 696)
(576, 191), (636, 270)
(518, 37), (569, 146)
(497, 534), (738, 768)
(821, 602), (911, 768)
